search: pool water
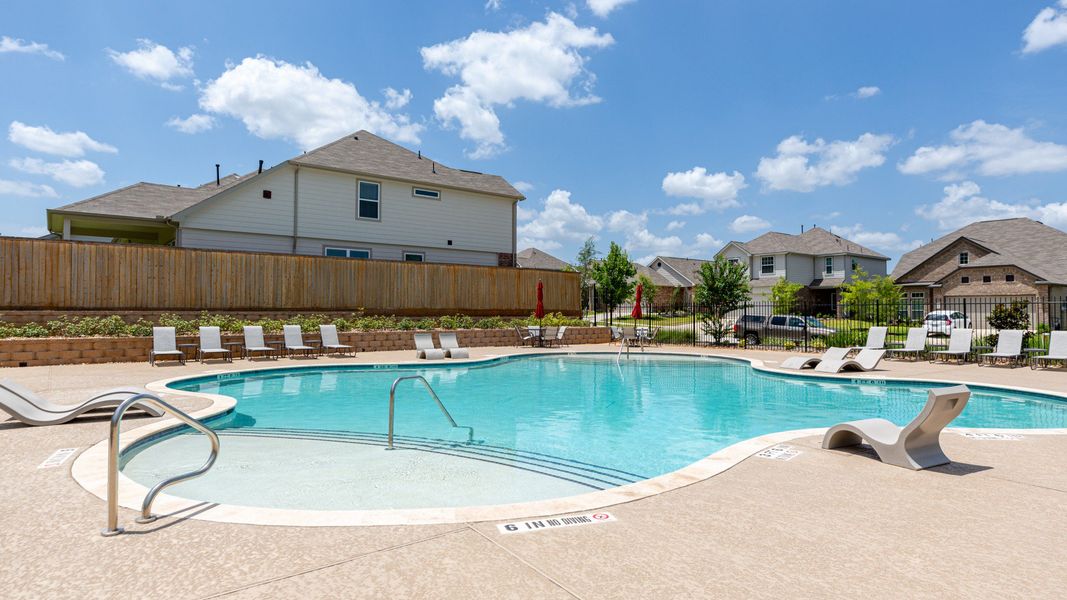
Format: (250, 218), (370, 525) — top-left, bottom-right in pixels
(121, 354), (1067, 510)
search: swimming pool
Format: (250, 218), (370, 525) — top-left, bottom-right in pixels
(120, 353), (1067, 512)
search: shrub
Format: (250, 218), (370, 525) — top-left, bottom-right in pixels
(656, 329), (695, 345)
(822, 330), (868, 348)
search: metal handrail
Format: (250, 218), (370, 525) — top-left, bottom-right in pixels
(388, 376), (473, 450)
(101, 393), (221, 537)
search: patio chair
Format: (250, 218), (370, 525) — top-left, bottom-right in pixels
(197, 326), (232, 363)
(813, 348), (886, 373)
(610, 326), (623, 345)
(928, 328), (973, 364)
(648, 326), (661, 347)
(978, 329), (1024, 367)
(515, 325), (536, 347)
(849, 326), (888, 353)
(439, 332), (469, 358)
(780, 347), (850, 370)
(243, 326), (277, 359)
(822, 385), (971, 470)
(319, 324), (354, 356)
(886, 328), (927, 361)
(150, 327), (185, 365)
(283, 325), (317, 358)
(1031, 331), (1067, 369)
(0, 379), (163, 426)
(554, 325), (568, 347)
(414, 333), (446, 359)
(542, 326), (559, 347)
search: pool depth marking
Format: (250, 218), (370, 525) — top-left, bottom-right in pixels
(497, 512), (617, 534)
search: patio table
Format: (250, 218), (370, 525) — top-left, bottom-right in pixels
(177, 343), (198, 361)
(223, 341), (244, 359)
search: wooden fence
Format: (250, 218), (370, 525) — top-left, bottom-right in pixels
(0, 238), (580, 316)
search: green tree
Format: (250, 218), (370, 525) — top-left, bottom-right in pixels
(574, 237), (599, 312)
(592, 242), (637, 324)
(635, 273), (658, 316)
(840, 266), (903, 323)
(694, 256), (751, 344)
(669, 287), (683, 313)
(770, 278), (804, 313)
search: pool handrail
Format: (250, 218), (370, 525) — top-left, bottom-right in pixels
(387, 375), (474, 450)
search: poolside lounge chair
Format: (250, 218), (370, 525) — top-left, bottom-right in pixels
(414, 333), (446, 359)
(150, 327), (185, 365)
(243, 326), (276, 359)
(978, 329), (1024, 367)
(780, 347), (850, 370)
(886, 327), (927, 361)
(928, 328), (973, 364)
(283, 325), (317, 358)
(1031, 331), (1067, 369)
(813, 348), (886, 373)
(554, 326), (568, 347)
(197, 326), (232, 363)
(822, 385), (971, 470)
(439, 332), (469, 358)
(0, 379), (163, 426)
(849, 326), (888, 353)
(319, 324), (354, 356)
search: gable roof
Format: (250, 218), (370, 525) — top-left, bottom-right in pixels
(51, 175), (248, 220)
(516, 247), (571, 270)
(633, 262), (673, 287)
(892, 218), (1067, 284)
(728, 227), (888, 260)
(648, 256), (713, 287)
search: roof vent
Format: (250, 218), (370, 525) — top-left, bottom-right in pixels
(353, 135), (359, 140)
(432, 161), (436, 174)
(418, 150), (422, 159)
(215, 164), (220, 186)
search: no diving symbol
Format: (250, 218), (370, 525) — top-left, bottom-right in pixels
(592, 513), (610, 520)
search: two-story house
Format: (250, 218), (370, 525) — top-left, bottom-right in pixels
(44, 131), (525, 266)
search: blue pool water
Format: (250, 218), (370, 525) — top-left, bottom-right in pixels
(121, 354), (1067, 510)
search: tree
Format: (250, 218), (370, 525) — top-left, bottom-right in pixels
(635, 273), (658, 316)
(770, 278), (804, 313)
(669, 287), (684, 313)
(574, 237), (599, 311)
(840, 266), (903, 323)
(592, 242), (636, 324)
(694, 256), (751, 344)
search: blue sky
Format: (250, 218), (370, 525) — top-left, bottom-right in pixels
(3, 1), (1067, 267)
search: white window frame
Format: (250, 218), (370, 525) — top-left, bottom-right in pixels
(412, 187), (441, 200)
(403, 251), (426, 263)
(357, 180), (381, 221)
(824, 257), (834, 275)
(727, 257), (740, 265)
(324, 246), (371, 259)
(760, 256), (775, 275)
(958, 251), (969, 265)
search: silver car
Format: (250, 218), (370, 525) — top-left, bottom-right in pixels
(923, 310), (972, 336)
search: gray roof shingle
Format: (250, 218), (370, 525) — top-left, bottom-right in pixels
(516, 247), (571, 270)
(734, 227), (888, 259)
(53, 175), (248, 219)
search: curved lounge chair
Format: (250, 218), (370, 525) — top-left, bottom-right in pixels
(439, 332), (469, 358)
(780, 347), (849, 370)
(822, 385), (971, 470)
(414, 333), (446, 360)
(813, 348), (886, 373)
(0, 379), (163, 426)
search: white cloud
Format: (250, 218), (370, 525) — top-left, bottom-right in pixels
(7, 121), (117, 157)
(107, 40), (194, 89)
(421, 13), (613, 158)
(14, 225), (49, 237)
(9, 157), (104, 187)
(915, 180), (1067, 230)
(513, 180), (534, 193)
(829, 224), (920, 253)
(756, 132), (894, 192)
(199, 56), (422, 149)
(485, 0), (502, 11)
(730, 215), (771, 234)
(898, 120), (1067, 178)
(517, 189), (604, 250)
(853, 86), (881, 99)
(166, 114), (215, 134)
(665, 220), (686, 231)
(605, 209), (721, 263)
(0, 36), (64, 60)
(661, 168), (746, 214)
(0, 179), (58, 198)
(1023, 1), (1067, 54)
(383, 87), (412, 109)
(587, 0), (635, 18)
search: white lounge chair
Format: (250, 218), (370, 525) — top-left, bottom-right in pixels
(150, 327), (185, 365)
(1031, 331), (1067, 369)
(243, 326), (276, 359)
(439, 332), (469, 358)
(813, 348), (886, 373)
(849, 326), (888, 353)
(319, 324), (354, 356)
(414, 333), (446, 359)
(886, 327), (927, 361)
(822, 385), (971, 470)
(979, 329), (1024, 367)
(928, 328), (973, 364)
(0, 379), (163, 426)
(197, 326), (232, 362)
(555, 325), (568, 347)
(283, 325), (317, 358)
(780, 347), (850, 370)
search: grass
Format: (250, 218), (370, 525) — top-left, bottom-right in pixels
(611, 314), (693, 326)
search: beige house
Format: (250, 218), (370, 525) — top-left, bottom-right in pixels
(45, 131), (525, 266)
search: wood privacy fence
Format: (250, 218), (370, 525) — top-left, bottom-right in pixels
(0, 238), (580, 316)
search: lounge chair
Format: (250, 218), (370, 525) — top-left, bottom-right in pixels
(978, 329), (1024, 367)
(822, 385), (971, 470)
(928, 328), (973, 364)
(0, 379), (163, 426)
(1031, 331), (1067, 369)
(439, 332), (469, 358)
(150, 327), (185, 365)
(813, 348), (886, 373)
(319, 324), (354, 356)
(555, 325), (568, 347)
(414, 333), (446, 359)
(197, 326), (232, 362)
(849, 326), (888, 353)
(780, 347), (849, 370)
(243, 326), (276, 359)
(283, 325), (317, 358)
(886, 327), (927, 361)
(647, 326), (660, 347)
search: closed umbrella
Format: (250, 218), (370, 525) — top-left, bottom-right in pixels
(535, 279), (545, 321)
(631, 284), (643, 319)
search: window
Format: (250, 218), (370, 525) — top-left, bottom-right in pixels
(412, 187), (440, 200)
(1006, 274), (1016, 282)
(961, 276), (970, 284)
(982, 275), (992, 283)
(761, 256), (775, 275)
(403, 252), (425, 262)
(788, 317), (806, 327)
(851, 258), (858, 271)
(769, 316), (787, 326)
(958, 252), (969, 265)
(909, 292), (925, 320)
(324, 247), (370, 259)
(728, 257), (740, 265)
(824, 257), (834, 275)
(357, 180), (380, 220)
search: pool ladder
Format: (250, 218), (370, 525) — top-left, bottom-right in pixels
(388, 375), (473, 450)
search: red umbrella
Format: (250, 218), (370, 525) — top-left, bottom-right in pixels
(631, 284), (643, 319)
(535, 280), (545, 320)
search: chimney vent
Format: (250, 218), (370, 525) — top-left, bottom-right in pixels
(215, 164), (220, 186)
(418, 150), (421, 159)
(258, 160), (264, 174)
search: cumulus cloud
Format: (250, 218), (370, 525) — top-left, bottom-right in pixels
(853, 86), (881, 99)
(382, 87), (412, 109)
(587, 0), (635, 18)
(661, 168), (746, 213)
(421, 13), (613, 158)
(8, 121), (117, 157)
(199, 56), (422, 149)
(513, 180), (534, 193)
(915, 180), (1067, 230)
(729, 215), (771, 234)
(1023, 1), (1067, 54)
(898, 120), (1067, 178)
(665, 220), (686, 231)
(756, 133), (893, 192)
(166, 114), (215, 134)
(0, 178), (58, 198)
(9, 157), (104, 187)
(517, 189), (604, 250)
(605, 209), (721, 263)
(107, 39), (194, 90)
(485, 0), (502, 10)
(0, 36), (64, 60)
(829, 224), (920, 253)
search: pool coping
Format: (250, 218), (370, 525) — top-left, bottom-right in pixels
(69, 349), (1067, 528)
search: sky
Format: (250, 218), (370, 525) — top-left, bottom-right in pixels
(2, 1), (1067, 268)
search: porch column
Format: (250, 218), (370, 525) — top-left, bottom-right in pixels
(62, 217), (71, 240)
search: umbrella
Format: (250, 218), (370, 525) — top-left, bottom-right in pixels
(631, 283), (643, 320)
(535, 280), (545, 322)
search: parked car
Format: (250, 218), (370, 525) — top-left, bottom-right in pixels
(733, 314), (837, 345)
(922, 310), (972, 336)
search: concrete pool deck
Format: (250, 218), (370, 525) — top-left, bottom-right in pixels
(1, 344), (1066, 598)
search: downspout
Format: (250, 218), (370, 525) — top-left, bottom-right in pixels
(511, 200), (518, 263)
(162, 217), (180, 247)
(292, 166), (300, 254)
